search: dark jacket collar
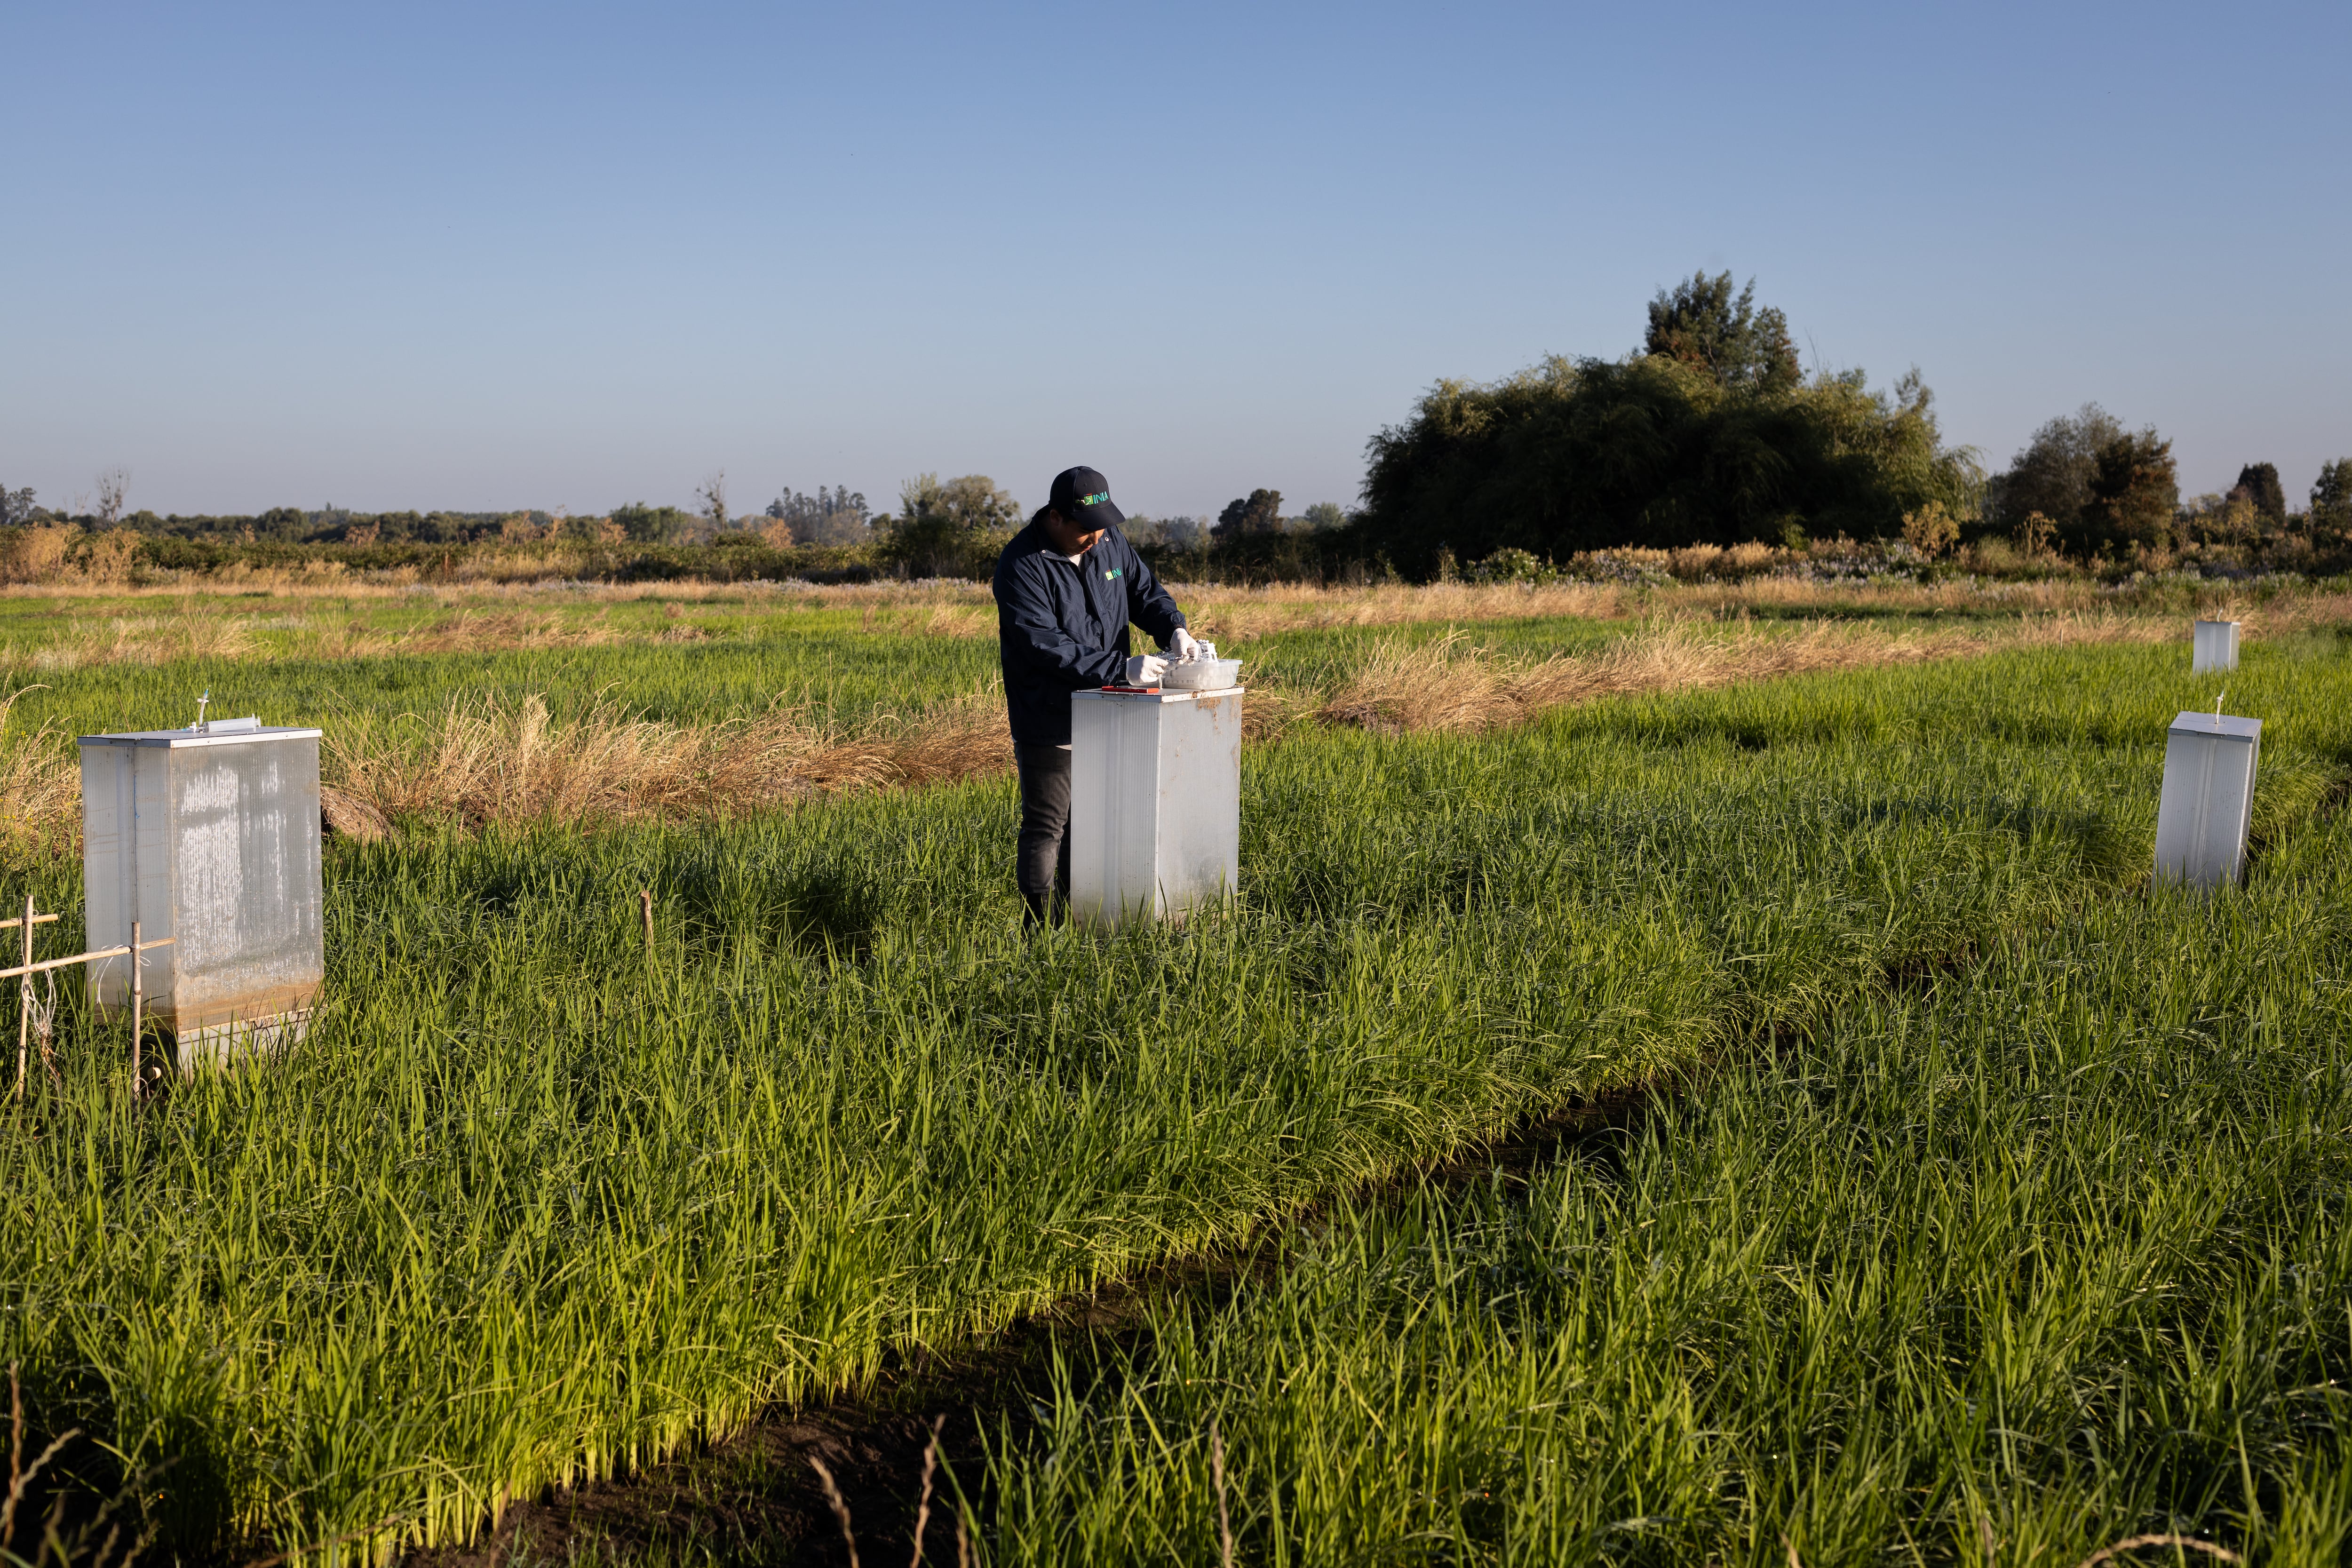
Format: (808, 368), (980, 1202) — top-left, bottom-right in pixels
(1011, 518), (1122, 567)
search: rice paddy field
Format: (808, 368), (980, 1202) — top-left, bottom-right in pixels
(0, 576), (2348, 1566)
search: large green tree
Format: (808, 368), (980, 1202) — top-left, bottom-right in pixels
(765, 485), (870, 546)
(2075, 431), (2178, 556)
(884, 473), (1022, 576)
(1215, 489), (1284, 539)
(1987, 403), (2123, 533)
(1354, 279), (1979, 578)
(611, 502), (693, 543)
(2310, 459), (2352, 542)
(1644, 271), (1800, 394)
(2231, 462), (2286, 525)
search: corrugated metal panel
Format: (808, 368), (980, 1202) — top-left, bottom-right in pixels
(79, 724), (324, 1068)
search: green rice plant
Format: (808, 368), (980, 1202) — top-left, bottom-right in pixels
(978, 645), (2352, 1564)
(0, 629), (1006, 738)
(0, 636), (2340, 1558)
(980, 840), (2352, 1562)
(0, 606), (1670, 748)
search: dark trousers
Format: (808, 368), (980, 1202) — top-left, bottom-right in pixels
(1014, 743), (1073, 924)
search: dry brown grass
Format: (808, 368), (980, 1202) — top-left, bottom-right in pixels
(1305, 612), (2178, 738)
(0, 528), (77, 587)
(1177, 581), (1634, 641)
(0, 526), (150, 588)
(9, 612), (261, 670)
(311, 611), (629, 660)
(4, 607), (649, 670)
(323, 692), (1010, 832)
(0, 575), (1005, 610)
(0, 584), (1008, 668)
(314, 613), (2185, 837)
(1161, 575), (2220, 642)
(0, 689), (79, 861)
(4, 564), (2344, 637)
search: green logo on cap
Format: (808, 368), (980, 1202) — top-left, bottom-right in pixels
(1079, 492), (1110, 507)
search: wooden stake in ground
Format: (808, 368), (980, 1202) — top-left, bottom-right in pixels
(14, 895), (29, 1101)
(129, 920), (143, 1094)
(4, 901), (59, 1101)
(639, 887), (654, 953)
(1210, 1419), (1234, 1568)
(0, 919), (165, 1098)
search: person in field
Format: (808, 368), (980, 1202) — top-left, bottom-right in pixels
(993, 465), (1198, 925)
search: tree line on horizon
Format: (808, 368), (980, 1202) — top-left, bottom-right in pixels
(7, 271), (2349, 582)
(0, 468), (1360, 581)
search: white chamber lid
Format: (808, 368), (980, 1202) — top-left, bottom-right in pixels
(1073, 686), (1246, 702)
(2167, 712), (2261, 742)
(79, 720), (323, 748)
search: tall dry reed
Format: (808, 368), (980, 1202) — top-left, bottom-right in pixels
(7, 613), (259, 671)
(0, 689), (76, 861)
(324, 692), (1011, 833)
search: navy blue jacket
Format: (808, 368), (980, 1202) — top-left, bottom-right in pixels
(993, 521), (1186, 746)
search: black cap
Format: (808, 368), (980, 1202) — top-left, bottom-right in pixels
(1048, 466), (1125, 533)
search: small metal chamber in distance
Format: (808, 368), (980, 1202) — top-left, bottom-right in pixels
(79, 720), (325, 1068)
(2153, 710), (2261, 891)
(2191, 620), (2241, 675)
(1069, 686), (1242, 928)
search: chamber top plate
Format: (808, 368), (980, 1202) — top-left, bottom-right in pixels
(1076, 687), (1246, 703)
(2166, 712), (2261, 741)
(79, 724), (324, 749)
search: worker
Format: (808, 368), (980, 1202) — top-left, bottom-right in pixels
(993, 465), (1198, 924)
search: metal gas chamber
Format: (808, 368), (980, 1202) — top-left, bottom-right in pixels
(1069, 679), (1242, 928)
(79, 717), (324, 1068)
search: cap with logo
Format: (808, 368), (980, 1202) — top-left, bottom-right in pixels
(1049, 466), (1126, 534)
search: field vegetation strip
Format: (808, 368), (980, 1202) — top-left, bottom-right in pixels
(1, 609), (2205, 856)
(971, 792), (2352, 1565)
(395, 1090), (1661, 1568)
(412, 634), (2352, 1568)
(3, 569), (2341, 649)
(0, 638), (2340, 1561)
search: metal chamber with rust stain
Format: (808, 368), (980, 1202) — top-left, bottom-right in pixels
(79, 719), (325, 1069)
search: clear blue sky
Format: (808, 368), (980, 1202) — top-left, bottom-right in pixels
(4, 0), (2347, 521)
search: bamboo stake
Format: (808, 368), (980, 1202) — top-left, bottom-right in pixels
(0, 939), (173, 983)
(0, 915), (179, 1098)
(129, 920), (142, 1092)
(13, 895), (30, 1101)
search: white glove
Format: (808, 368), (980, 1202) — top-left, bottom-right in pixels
(1126, 653), (1168, 685)
(1169, 627), (1201, 660)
